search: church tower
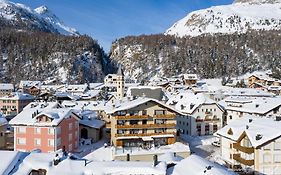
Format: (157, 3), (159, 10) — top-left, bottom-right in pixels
(116, 65), (124, 100)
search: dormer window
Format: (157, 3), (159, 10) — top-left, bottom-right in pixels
(227, 128), (233, 135)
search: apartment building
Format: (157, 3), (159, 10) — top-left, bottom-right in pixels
(167, 92), (224, 136)
(0, 113), (8, 149)
(105, 97), (182, 148)
(0, 92), (34, 118)
(9, 102), (81, 153)
(216, 116), (281, 175)
(0, 83), (14, 97)
(219, 96), (281, 124)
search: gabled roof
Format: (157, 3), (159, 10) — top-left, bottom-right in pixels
(105, 97), (184, 115)
(172, 155), (236, 175)
(167, 92), (220, 114)
(215, 116), (281, 148)
(0, 92), (34, 100)
(0, 83), (14, 90)
(9, 102), (75, 126)
(219, 96), (281, 115)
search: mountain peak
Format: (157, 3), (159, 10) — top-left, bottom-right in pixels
(233, 0), (281, 4)
(34, 5), (49, 14)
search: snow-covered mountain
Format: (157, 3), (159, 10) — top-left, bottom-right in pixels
(0, 0), (78, 35)
(165, 0), (281, 37)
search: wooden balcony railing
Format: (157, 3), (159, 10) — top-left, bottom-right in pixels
(233, 143), (254, 154)
(115, 132), (176, 137)
(154, 114), (176, 119)
(196, 118), (220, 122)
(115, 115), (149, 120)
(116, 123), (176, 129)
(233, 154), (254, 166)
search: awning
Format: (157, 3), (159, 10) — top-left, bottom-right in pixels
(142, 137), (154, 141)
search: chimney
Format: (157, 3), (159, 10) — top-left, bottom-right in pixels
(246, 125), (249, 129)
(249, 119), (253, 123)
(126, 153), (130, 161)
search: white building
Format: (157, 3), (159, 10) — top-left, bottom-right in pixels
(219, 96), (281, 124)
(167, 92), (224, 136)
(215, 116), (281, 174)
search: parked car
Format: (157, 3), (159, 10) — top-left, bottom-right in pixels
(212, 141), (221, 147)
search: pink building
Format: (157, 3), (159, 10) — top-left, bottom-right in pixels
(9, 102), (80, 153)
(0, 92), (34, 119)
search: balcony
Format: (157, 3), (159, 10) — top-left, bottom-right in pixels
(233, 154), (254, 166)
(115, 115), (148, 120)
(233, 143), (254, 154)
(116, 123), (176, 129)
(196, 118), (220, 122)
(115, 132), (176, 138)
(154, 114), (176, 119)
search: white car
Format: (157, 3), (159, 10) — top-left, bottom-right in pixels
(212, 141), (220, 147)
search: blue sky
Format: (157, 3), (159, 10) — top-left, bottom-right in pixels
(15, 0), (233, 52)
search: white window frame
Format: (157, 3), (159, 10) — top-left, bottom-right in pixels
(69, 133), (72, 141)
(69, 123), (73, 130)
(17, 138), (26, 145)
(34, 128), (41, 134)
(17, 127), (26, 134)
(48, 128), (54, 135)
(34, 138), (41, 146)
(48, 139), (54, 147)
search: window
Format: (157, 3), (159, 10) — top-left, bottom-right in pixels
(48, 139), (54, 147)
(57, 138), (61, 146)
(57, 127), (61, 135)
(69, 133), (73, 141)
(75, 121), (79, 128)
(274, 142), (281, 150)
(34, 138), (41, 146)
(154, 110), (165, 115)
(48, 128), (54, 135)
(17, 138), (26, 145)
(263, 154), (271, 163)
(17, 127), (26, 133)
(34, 128), (41, 134)
(68, 144), (72, 151)
(274, 155), (281, 163)
(264, 144), (271, 150)
(69, 123), (73, 130)
(75, 131), (78, 138)
(213, 124), (218, 132)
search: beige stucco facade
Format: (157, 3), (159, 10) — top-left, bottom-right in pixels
(110, 101), (178, 148)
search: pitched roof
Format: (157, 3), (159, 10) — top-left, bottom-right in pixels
(105, 97), (184, 115)
(172, 155), (236, 175)
(9, 102), (78, 126)
(219, 96), (281, 115)
(215, 116), (281, 148)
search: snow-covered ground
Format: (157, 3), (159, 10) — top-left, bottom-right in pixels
(180, 135), (225, 165)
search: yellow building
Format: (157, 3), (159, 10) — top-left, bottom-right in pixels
(106, 98), (183, 148)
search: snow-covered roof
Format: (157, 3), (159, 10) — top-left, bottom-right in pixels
(0, 92), (34, 100)
(19, 81), (42, 88)
(104, 97), (184, 115)
(219, 96), (281, 114)
(12, 151), (166, 175)
(167, 92), (219, 114)
(0, 151), (26, 175)
(171, 155), (236, 175)
(9, 102), (77, 126)
(215, 116), (281, 148)
(181, 74), (198, 80)
(89, 83), (103, 89)
(222, 88), (273, 97)
(0, 83), (14, 90)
